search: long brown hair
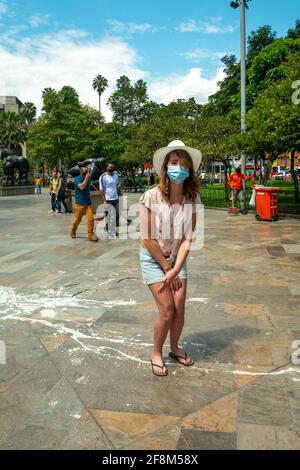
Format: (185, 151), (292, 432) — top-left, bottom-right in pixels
(158, 149), (200, 201)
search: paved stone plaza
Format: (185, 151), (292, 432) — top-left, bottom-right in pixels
(0, 191), (300, 450)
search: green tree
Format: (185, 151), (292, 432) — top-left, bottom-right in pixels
(208, 55), (240, 115)
(0, 112), (27, 150)
(247, 25), (277, 64)
(123, 113), (189, 167)
(193, 114), (240, 201)
(27, 87), (102, 169)
(287, 19), (300, 39)
(247, 38), (300, 103)
(107, 76), (150, 125)
(20, 102), (37, 126)
(245, 53), (300, 201)
(92, 74), (109, 117)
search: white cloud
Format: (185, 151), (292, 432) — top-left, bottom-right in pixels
(29, 14), (51, 28)
(178, 17), (235, 34)
(182, 48), (229, 61)
(0, 1), (7, 17)
(105, 19), (153, 35)
(149, 67), (226, 105)
(178, 20), (199, 33)
(0, 28), (147, 120)
(0, 25), (225, 121)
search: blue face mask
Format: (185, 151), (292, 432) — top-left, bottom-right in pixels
(167, 165), (190, 184)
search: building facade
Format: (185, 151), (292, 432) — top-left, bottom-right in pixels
(0, 96), (26, 156)
(0, 96), (24, 115)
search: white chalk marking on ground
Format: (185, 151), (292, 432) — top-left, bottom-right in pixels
(192, 365), (300, 379)
(2, 285), (299, 375)
(75, 376), (89, 384)
(71, 357), (84, 366)
(102, 299), (136, 308)
(187, 298), (210, 304)
(231, 367), (300, 377)
(48, 400), (58, 407)
(1, 286), (147, 364)
(40, 309), (57, 318)
(98, 278), (115, 287)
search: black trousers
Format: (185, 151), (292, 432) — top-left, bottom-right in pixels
(57, 190), (68, 213)
(105, 199), (120, 232)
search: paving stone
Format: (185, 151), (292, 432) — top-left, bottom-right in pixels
(0, 192), (299, 449)
(90, 409), (180, 449)
(238, 377), (292, 426)
(182, 392), (238, 433)
(237, 423), (277, 450)
(177, 429), (237, 450)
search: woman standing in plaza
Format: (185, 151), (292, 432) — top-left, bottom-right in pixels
(139, 140), (201, 377)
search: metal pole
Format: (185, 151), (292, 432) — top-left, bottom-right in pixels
(240, 0), (247, 210)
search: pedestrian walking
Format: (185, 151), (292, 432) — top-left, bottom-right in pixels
(34, 176), (42, 195)
(49, 169), (59, 213)
(56, 170), (69, 214)
(70, 165), (98, 242)
(99, 163), (122, 239)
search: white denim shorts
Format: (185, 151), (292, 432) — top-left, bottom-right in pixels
(139, 247), (188, 285)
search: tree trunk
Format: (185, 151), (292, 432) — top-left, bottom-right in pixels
(291, 149), (300, 203)
(223, 160), (230, 203)
(131, 169), (136, 191)
(254, 155), (258, 180)
(263, 158), (272, 186)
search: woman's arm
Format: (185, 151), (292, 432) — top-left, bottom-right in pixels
(142, 239), (171, 273)
(140, 205), (171, 273)
(158, 212), (197, 293)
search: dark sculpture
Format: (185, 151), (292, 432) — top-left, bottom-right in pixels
(67, 158), (106, 190)
(0, 149), (29, 186)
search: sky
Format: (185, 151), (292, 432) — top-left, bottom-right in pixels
(0, 0), (298, 120)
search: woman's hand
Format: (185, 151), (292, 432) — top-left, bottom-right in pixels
(171, 276), (182, 293)
(158, 268), (181, 293)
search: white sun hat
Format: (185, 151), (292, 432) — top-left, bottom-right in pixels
(153, 140), (202, 176)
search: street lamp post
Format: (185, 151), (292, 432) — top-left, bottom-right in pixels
(230, 0), (249, 213)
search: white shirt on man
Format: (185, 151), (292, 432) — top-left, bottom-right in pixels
(99, 172), (119, 201)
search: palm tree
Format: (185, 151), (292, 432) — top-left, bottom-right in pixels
(92, 75), (108, 116)
(42, 87), (56, 100)
(0, 112), (27, 150)
(21, 102), (37, 127)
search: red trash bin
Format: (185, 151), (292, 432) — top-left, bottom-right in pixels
(252, 186), (280, 222)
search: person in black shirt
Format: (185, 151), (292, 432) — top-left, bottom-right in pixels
(56, 170), (69, 214)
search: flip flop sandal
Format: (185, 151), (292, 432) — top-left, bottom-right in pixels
(151, 360), (168, 377)
(169, 351), (194, 367)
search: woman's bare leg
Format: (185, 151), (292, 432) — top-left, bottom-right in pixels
(169, 280), (193, 365)
(149, 282), (175, 374)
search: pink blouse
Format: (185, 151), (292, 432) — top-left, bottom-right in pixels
(139, 186), (201, 258)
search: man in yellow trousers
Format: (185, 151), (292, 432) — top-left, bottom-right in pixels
(70, 165), (98, 242)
